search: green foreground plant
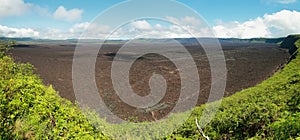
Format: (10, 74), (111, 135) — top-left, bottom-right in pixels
(0, 41), (108, 139)
(0, 40), (15, 58)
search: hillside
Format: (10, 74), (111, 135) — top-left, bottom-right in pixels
(0, 40), (109, 139)
(169, 35), (300, 139)
(281, 34), (300, 54)
(0, 35), (299, 139)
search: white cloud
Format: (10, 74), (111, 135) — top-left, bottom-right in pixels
(0, 0), (32, 18)
(0, 0), (56, 19)
(74, 22), (111, 38)
(213, 10), (300, 38)
(213, 18), (270, 38)
(64, 17), (211, 39)
(0, 25), (39, 38)
(39, 28), (66, 39)
(39, 27), (84, 40)
(109, 17), (210, 39)
(37, 22), (112, 39)
(0, 1), (81, 20)
(264, 10), (300, 36)
(87, 23), (111, 34)
(2, 9), (300, 39)
(53, 6), (83, 22)
(69, 22), (90, 34)
(165, 16), (213, 37)
(130, 20), (152, 30)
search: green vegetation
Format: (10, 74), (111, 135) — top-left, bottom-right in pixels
(0, 41), (108, 139)
(0, 40), (15, 58)
(169, 35), (300, 139)
(0, 35), (299, 139)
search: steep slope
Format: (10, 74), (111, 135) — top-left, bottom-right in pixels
(169, 35), (300, 139)
(0, 42), (108, 139)
(280, 34), (300, 54)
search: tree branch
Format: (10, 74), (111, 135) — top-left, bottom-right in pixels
(195, 117), (210, 140)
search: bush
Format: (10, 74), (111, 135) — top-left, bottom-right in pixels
(0, 40), (15, 58)
(0, 47), (108, 139)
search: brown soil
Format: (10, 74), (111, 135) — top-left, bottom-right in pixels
(9, 42), (290, 122)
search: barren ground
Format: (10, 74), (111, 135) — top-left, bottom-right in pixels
(10, 42), (290, 121)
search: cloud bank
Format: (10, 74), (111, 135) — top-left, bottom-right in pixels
(0, 9), (299, 39)
(213, 10), (300, 38)
(0, 25), (39, 38)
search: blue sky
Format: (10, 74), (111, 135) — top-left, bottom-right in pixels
(0, 0), (300, 39)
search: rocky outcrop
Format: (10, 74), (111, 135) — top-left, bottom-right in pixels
(280, 35), (300, 54)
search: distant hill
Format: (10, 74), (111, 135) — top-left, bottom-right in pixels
(219, 37), (285, 44)
(0, 37), (36, 42)
(0, 36), (286, 45)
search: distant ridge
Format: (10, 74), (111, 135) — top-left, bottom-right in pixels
(219, 37), (285, 44)
(0, 36), (285, 44)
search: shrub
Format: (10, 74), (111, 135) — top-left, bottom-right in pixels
(0, 40), (15, 58)
(0, 45), (108, 139)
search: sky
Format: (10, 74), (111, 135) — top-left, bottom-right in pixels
(0, 0), (299, 39)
